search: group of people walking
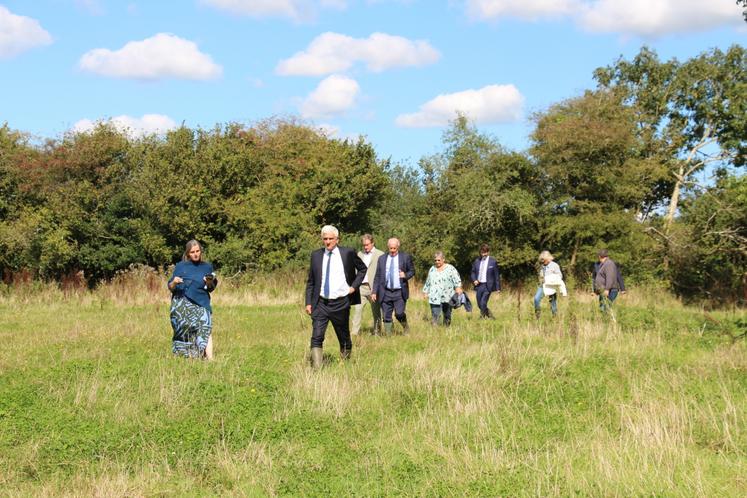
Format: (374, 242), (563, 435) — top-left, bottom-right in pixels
(166, 226), (624, 364)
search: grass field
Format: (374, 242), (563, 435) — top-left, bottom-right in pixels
(0, 277), (745, 497)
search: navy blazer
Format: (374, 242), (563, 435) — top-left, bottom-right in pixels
(372, 251), (416, 300)
(305, 246), (367, 309)
(470, 256), (501, 292)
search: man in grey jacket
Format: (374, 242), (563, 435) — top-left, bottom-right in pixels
(593, 249), (621, 313)
(351, 234), (384, 335)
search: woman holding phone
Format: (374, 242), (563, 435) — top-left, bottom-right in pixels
(167, 240), (218, 359)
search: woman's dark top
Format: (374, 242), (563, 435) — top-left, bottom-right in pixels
(168, 260), (217, 312)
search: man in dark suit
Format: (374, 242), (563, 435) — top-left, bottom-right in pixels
(470, 243), (501, 319)
(371, 237), (415, 335)
(305, 225), (367, 369)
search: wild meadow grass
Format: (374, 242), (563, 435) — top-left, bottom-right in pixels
(0, 273), (745, 496)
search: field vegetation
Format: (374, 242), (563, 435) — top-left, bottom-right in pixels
(1, 274), (745, 496)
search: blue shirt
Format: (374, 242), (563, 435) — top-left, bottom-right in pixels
(169, 260), (216, 312)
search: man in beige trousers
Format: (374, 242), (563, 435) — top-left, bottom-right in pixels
(351, 234), (384, 335)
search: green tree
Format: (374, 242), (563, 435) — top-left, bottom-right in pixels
(594, 45), (747, 233)
(669, 173), (746, 303)
(413, 117), (541, 279)
(530, 90), (664, 280)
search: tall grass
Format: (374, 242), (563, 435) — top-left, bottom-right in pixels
(0, 272), (745, 496)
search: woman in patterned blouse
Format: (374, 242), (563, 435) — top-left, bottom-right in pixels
(422, 251), (463, 326)
(167, 240), (218, 358)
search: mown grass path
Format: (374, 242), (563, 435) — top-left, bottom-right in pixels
(1, 295), (745, 496)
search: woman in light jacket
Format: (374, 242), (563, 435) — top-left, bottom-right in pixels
(533, 250), (565, 319)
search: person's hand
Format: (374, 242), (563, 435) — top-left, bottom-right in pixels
(473, 280), (479, 286)
(603, 290), (609, 298)
(371, 293), (377, 302)
(620, 290), (627, 295)
(348, 287), (355, 295)
(170, 276), (183, 290)
(305, 304), (312, 315)
(399, 270), (405, 278)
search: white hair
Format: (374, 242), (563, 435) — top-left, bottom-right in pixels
(538, 250), (554, 262)
(321, 225), (339, 238)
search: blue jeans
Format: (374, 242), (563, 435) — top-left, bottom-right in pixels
(598, 289), (619, 312)
(534, 287), (557, 315)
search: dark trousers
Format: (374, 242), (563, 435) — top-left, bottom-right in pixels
(430, 303), (452, 325)
(311, 297), (352, 351)
(381, 288), (407, 323)
(475, 283), (492, 316)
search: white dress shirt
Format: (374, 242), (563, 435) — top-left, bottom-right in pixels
(478, 256), (489, 283)
(320, 247), (350, 299)
(360, 249), (374, 284)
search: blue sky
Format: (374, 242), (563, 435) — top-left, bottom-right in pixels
(1, 1), (744, 165)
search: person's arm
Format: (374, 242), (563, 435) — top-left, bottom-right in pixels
(494, 260), (501, 292)
(168, 263), (182, 291)
(349, 252), (367, 293)
(371, 257), (381, 302)
(304, 254), (315, 314)
(402, 255), (415, 280)
(422, 268), (433, 295)
(452, 267), (463, 294)
(470, 259), (479, 285)
(204, 264), (218, 292)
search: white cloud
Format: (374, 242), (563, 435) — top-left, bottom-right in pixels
(79, 33), (222, 81)
(395, 84), (524, 128)
(465, 0), (743, 37)
(300, 74), (360, 118)
(578, 0), (743, 37)
(276, 32), (440, 76)
(466, 0), (578, 21)
(201, 0), (346, 21)
(73, 114), (178, 137)
(0, 6), (53, 59)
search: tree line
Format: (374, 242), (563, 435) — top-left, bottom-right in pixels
(0, 46), (744, 304)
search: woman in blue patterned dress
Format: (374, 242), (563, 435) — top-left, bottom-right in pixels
(422, 251), (463, 326)
(168, 240), (218, 359)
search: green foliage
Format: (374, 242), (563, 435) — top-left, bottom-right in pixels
(0, 47), (745, 303)
(0, 119), (388, 280)
(530, 90), (663, 280)
(669, 173), (747, 304)
(400, 117), (542, 279)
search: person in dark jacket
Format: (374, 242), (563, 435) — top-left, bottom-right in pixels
(305, 225), (367, 369)
(593, 249), (622, 313)
(168, 240), (218, 359)
(371, 238), (415, 335)
(470, 244), (501, 319)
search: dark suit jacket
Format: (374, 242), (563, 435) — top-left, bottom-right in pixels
(372, 251), (416, 300)
(470, 256), (501, 292)
(305, 246), (367, 309)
